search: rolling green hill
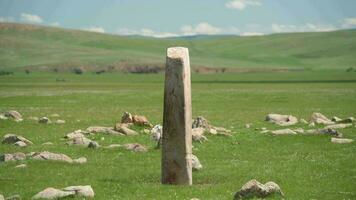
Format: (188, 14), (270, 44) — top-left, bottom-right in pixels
(0, 22), (356, 72)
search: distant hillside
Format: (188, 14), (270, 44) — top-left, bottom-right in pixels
(0, 22), (356, 72)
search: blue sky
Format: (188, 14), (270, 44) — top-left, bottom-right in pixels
(1, 0), (356, 37)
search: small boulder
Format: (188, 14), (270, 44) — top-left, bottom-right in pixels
(266, 114), (298, 126)
(192, 116), (211, 129)
(62, 185), (94, 198)
(2, 134), (33, 145)
(86, 126), (123, 135)
(32, 187), (75, 199)
(14, 141), (27, 147)
(331, 137), (354, 144)
(234, 179), (283, 200)
(55, 119), (65, 124)
(105, 144), (122, 149)
(65, 130), (87, 139)
(192, 154), (203, 171)
(114, 123), (138, 136)
(0, 152), (26, 162)
(124, 143), (147, 152)
(38, 117), (51, 124)
(271, 129), (297, 135)
(30, 151), (73, 163)
(310, 112), (334, 125)
(42, 142), (54, 145)
(66, 136), (93, 147)
(4, 110), (23, 122)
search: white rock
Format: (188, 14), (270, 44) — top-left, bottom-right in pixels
(192, 154), (203, 171)
(151, 124), (162, 141)
(105, 144), (122, 149)
(331, 137), (354, 144)
(55, 119), (65, 124)
(192, 128), (207, 142)
(0, 114), (8, 120)
(62, 185), (94, 198)
(325, 123), (352, 129)
(266, 114), (298, 126)
(73, 157), (87, 164)
(271, 129), (297, 135)
(14, 141), (27, 147)
(15, 164), (27, 168)
(234, 179), (283, 199)
(310, 112), (334, 125)
(293, 128), (304, 134)
(42, 142), (54, 145)
(32, 187), (75, 199)
(87, 126), (122, 135)
(245, 123), (252, 128)
(2, 134), (33, 145)
(209, 128), (217, 135)
(308, 122), (315, 127)
(0, 194), (4, 200)
(300, 118), (308, 124)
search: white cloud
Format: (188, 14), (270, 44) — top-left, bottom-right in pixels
(20, 13), (43, 23)
(0, 16), (15, 22)
(225, 0), (262, 10)
(181, 22), (222, 35)
(342, 17), (356, 28)
(117, 28), (178, 38)
(84, 26), (105, 33)
(240, 32), (264, 36)
(49, 22), (60, 27)
(271, 23), (336, 33)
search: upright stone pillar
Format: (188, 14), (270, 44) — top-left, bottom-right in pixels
(161, 47), (192, 185)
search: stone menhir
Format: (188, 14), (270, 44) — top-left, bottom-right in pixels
(161, 47), (192, 185)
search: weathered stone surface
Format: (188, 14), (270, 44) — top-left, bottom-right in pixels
(331, 137), (354, 144)
(162, 47), (192, 185)
(73, 157), (87, 164)
(32, 187), (75, 199)
(4, 110), (23, 122)
(234, 179), (283, 200)
(293, 128), (305, 134)
(38, 117), (51, 124)
(124, 143), (148, 152)
(65, 130), (87, 139)
(0, 152), (26, 162)
(62, 185), (94, 198)
(114, 123), (138, 135)
(2, 134), (33, 145)
(104, 144), (122, 149)
(132, 115), (151, 126)
(30, 151), (73, 163)
(121, 111), (133, 123)
(55, 119), (65, 124)
(87, 126), (123, 135)
(271, 129), (297, 135)
(15, 164), (27, 168)
(325, 123), (352, 129)
(310, 112), (334, 125)
(192, 116), (211, 129)
(151, 125), (162, 141)
(14, 141), (27, 147)
(192, 128), (207, 142)
(266, 114), (298, 126)
(192, 154), (202, 171)
(66, 136), (92, 146)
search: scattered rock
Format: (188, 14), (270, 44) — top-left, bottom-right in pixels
(14, 141), (27, 147)
(30, 151), (74, 163)
(2, 134), (33, 146)
(192, 154), (202, 171)
(192, 128), (208, 143)
(151, 124), (162, 142)
(332, 116), (342, 122)
(121, 111), (133, 123)
(293, 128), (304, 134)
(192, 116), (211, 129)
(42, 142), (53, 145)
(0, 114), (8, 120)
(331, 137), (354, 144)
(234, 179), (283, 200)
(55, 119), (65, 124)
(32, 187), (75, 199)
(105, 144), (122, 149)
(62, 185), (94, 198)
(66, 136), (93, 146)
(73, 157), (87, 164)
(209, 128), (217, 135)
(300, 118), (308, 124)
(4, 110), (23, 122)
(0, 152), (26, 162)
(266, 113), (298, 126)
(124, 143), (148, 152)
(211, 126), (232, 136)
(38, 117), (51, 124)
(65, 130), (88, 139)
(86, 126), (123, 135)
(310, 112), (334, 125)
(114, 123), (138, 136)
(88, 141), (99, 149)
(305, 128), (342, 137)
(325, 123), (352, 129)
(121, 111), (151, 126)
(271, 129), (297, 135)
(15, 164), (27, 168)
(245, 123), (252, 128)
(260, 130), (270, 134)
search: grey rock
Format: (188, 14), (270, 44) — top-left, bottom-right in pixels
(192, 154), (202, 171)
(124, 143), (147, 152)
(65, 130), (87, 139)
(2, 134), (33, 145)
(234, 179), (283, 199)
(62, 185), (94, 198)
(4, 110), (23, 122)
(266, 113), (298, 126)
(192, 116), (211, 129)
(32, 187), (75, 199)
(38, 117), (51, 124)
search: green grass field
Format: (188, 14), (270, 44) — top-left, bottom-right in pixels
(1, 71), (356, 199)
